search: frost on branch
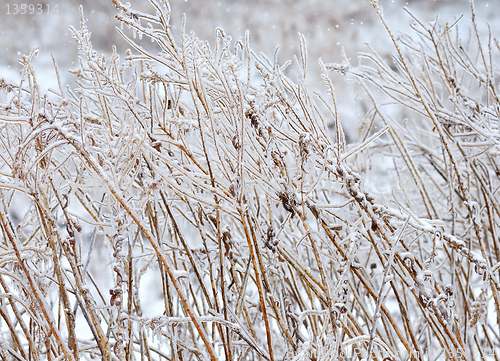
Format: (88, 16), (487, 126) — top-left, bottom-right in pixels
(0, 1), (499, 361)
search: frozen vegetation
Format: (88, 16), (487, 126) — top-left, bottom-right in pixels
(1, 0), (500, 360)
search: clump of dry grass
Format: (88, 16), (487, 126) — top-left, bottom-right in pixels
(0, 1), (499, 360)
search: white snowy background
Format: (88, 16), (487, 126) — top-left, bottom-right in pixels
(2, 0), (498, 131)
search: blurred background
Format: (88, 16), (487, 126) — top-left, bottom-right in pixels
(0, 0), (498, 137)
